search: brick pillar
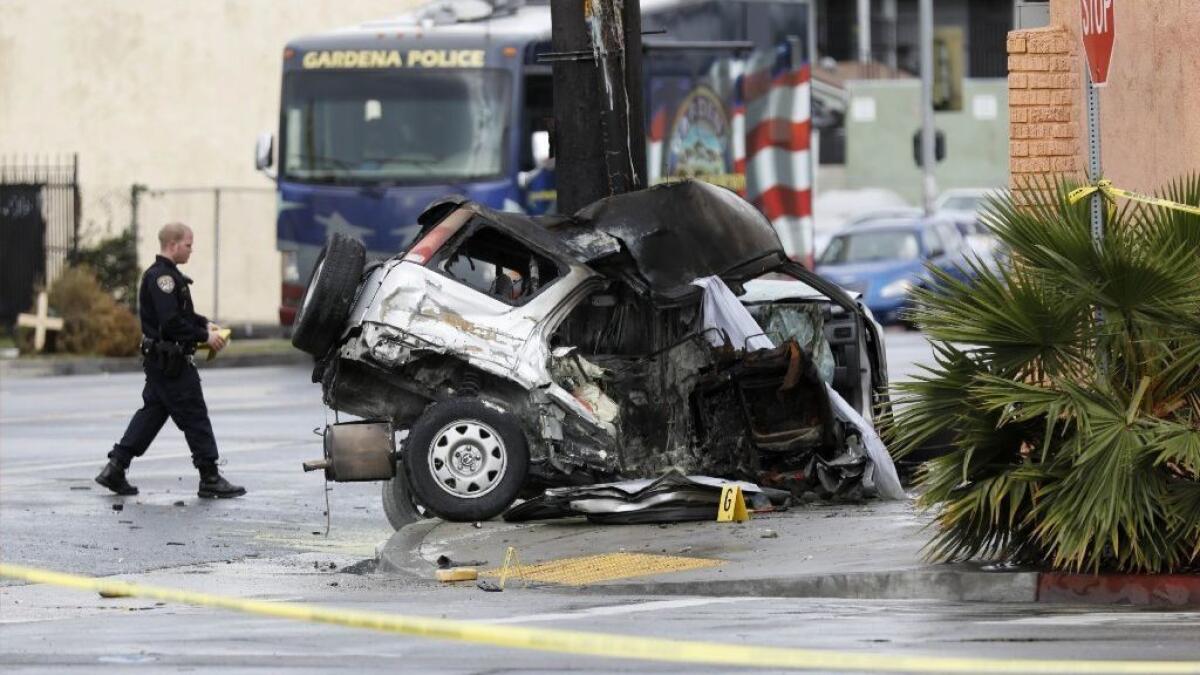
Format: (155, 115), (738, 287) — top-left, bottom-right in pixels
(1007, 27), (1083, 200)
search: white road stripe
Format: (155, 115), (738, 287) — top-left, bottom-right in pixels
(1, 400), (313, 425)
(483, 597), (751, 625)
(1, 441), (298, 475)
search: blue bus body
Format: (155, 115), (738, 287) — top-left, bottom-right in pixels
(272, 0), (812, 323)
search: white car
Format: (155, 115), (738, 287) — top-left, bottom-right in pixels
(291, 181), (890, 526)
(935, 188), (1002, 259)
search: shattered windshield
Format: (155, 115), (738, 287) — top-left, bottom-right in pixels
(281, 69), (512, 184)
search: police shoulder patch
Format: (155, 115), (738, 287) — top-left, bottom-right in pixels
(156, 275), (176, 293)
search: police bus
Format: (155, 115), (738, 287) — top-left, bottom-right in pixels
(257, 0), (816, 325)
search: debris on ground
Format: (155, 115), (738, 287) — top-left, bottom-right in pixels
(436, 567), (479, 582)
(504, 471), (786, 524)
(437, 555), (488, 569)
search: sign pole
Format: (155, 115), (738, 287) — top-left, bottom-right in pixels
(1085, 69), (1103, 248)
(1084, 54), (1105, 361)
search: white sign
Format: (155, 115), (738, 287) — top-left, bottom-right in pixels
(972, 94), (998, 120)
(850, 97), (877, 123)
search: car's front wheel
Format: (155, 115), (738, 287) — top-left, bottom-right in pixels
(403, 399), (528, 522)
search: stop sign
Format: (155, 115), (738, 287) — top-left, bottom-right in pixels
(1080, 0), (1116, 85)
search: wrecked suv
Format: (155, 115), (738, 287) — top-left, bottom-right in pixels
(293, 181), (889, 527)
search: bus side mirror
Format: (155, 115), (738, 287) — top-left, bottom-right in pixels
(531, 130), (551, 166)
(255, 132), (275, 172)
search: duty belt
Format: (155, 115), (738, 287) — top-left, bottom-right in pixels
(141, 337), (197, 357)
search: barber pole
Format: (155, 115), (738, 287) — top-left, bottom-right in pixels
(737, 42), (814, 267)
(646, 41), (814, 267)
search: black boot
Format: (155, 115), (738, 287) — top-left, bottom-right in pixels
(95, 461), (138, 496)
(197, 465), (246, 499)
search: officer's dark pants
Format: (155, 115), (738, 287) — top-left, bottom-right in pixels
(109, 360), (219, 470)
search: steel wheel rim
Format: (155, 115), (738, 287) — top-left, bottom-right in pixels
(427, 419), (507, 499)
(298, 259), (324, 325)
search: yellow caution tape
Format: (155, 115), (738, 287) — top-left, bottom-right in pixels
(1067, 179), (1200, 216)
(2, 562), (1199, 674)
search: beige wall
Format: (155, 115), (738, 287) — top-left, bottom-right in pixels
(0, 0), (420, 323)
(1009, 0), (1200, 195)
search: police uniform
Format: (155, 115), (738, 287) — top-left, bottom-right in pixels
(97, 255), (244, 498)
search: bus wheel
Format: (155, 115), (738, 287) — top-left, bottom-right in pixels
(291, 233), (365, 356)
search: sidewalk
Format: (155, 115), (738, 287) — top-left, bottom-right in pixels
(0, 340), (310, 378)
(378, 499), (1200, 607)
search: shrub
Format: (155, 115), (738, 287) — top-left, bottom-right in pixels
(67, 230), (139, 308)
(884, 175), (1200, 574)
(18, 266), (140, 357)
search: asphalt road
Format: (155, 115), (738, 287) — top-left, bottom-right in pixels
(3, 333), (1197, 673)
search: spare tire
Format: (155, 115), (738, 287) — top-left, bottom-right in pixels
(291, 233), (366, 355)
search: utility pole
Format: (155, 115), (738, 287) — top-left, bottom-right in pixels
(857, 0), (872, 64)
(549, 0), (647, 214)
(918, 0), (937, 214)
(882, 0), (898, 70)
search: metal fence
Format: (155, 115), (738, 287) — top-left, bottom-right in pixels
(131, 185), (277, 324)
(0, 155), (80, 327)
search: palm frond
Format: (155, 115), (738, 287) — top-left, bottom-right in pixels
(888, 173), (1200, 574)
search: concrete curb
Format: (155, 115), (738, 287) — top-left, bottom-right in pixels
(578, 568), (1041, 603)
(376, 520), (442, 578)
(0, 351), (311, 378)
(1038, 572), (1200, 607)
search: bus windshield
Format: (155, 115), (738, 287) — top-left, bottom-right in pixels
(281, 69), (512, 185)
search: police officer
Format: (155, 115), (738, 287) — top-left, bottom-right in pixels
(95, 222), (246, 498)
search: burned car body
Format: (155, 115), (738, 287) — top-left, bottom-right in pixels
(294, 181), (890, 525)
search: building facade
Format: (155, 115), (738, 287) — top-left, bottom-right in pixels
(0, 0), (420, 325)
(1007, 0), (1200, 194)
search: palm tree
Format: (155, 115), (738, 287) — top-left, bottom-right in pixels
(884, 176), (1200, 573)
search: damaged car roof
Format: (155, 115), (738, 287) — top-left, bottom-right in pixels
(416, 181), (788, 302)
(565, 181), (788, 300)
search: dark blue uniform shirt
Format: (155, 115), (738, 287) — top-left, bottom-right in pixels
(139, 255), (209, 344)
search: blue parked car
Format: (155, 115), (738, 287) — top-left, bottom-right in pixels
(816, 217), (970, 325)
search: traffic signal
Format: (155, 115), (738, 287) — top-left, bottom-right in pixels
(913, 129), (946, 168)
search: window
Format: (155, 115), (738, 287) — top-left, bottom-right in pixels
(438, 227), (561, 305)
(282, 69), (512, 184)
(820, 230), (921, 264)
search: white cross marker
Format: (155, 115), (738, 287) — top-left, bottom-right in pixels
(16, 291), (64, 352)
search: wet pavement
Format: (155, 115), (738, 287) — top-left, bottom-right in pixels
(4, 334), (1198, 672)
(0, 364), (390, 577)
